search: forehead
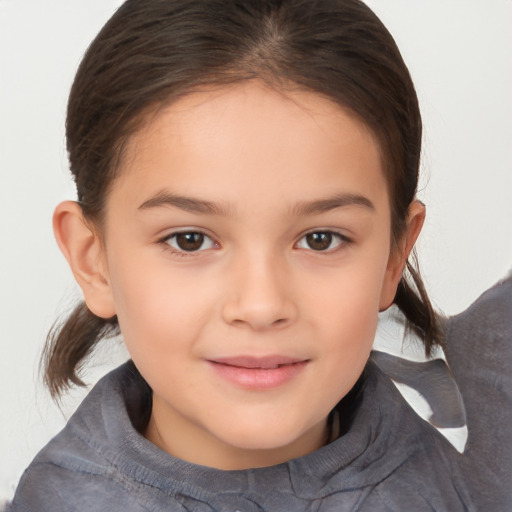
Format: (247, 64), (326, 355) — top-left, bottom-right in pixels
(112, 81), (388, 214)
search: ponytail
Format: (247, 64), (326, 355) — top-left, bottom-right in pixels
(41, 302), (119, 399)
(394, 252), (444, 357)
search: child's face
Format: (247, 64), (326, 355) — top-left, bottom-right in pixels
(92, 81), (404, 468)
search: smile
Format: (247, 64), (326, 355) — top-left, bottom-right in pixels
(206, 356), (309, 390)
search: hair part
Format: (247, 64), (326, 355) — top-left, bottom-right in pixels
(44, 0), (443, 398)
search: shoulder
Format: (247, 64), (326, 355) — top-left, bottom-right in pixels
(445, 273), (512, 356)
(316, 363), (475, 510)
(8, 362), (159, 512)
(9, 459), (154, 512)
(444, 273), (512, 386)
(444, 274), (512, 510)
(444, 273), (512, 392)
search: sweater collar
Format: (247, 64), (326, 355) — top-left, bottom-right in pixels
(69, 358), (427, 500)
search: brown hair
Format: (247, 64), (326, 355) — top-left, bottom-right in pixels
(43, 0), (442, 398)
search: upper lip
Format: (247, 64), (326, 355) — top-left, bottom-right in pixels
(207, 355), (309, 369)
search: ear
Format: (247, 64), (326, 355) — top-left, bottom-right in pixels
(379, 200), (426, 311)
(53, 201), (116, 319)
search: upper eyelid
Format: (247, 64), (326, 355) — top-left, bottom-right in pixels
(159, 227), (216, 241)
(294, 229), (352, 252)
(296, 228), (351, 241)
(160, 230), (219, 256)
(157, 227), (351, 246)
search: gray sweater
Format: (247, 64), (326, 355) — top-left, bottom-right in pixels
(7, 277), (512, 511)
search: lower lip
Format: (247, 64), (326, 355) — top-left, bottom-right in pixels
(207, 361), (308, 390)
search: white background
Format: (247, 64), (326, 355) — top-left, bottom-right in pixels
(1, 0), (511, 500)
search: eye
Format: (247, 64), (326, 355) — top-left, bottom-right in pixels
(296, 231), (347, 252)
(164, 231), (217, 252)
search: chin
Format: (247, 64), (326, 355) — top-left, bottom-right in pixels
(216, 418), (324, 455)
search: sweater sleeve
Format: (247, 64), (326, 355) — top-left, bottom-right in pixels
(443, 275), (512, 511)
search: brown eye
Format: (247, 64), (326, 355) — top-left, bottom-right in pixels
(306, 232), (332, 251)
(296, 231), (346, 252)
(166, 232), (215, 252)
(176, 232), (204, 251)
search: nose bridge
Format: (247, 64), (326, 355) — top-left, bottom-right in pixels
(222, 245), (296, 330)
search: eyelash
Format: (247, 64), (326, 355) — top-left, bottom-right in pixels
(159, 230), (218, 257)
(295, 230), (351, 253)
(158, 229), (351, 257)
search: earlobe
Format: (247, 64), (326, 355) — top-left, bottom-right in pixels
(53, 201), (116, 319)
(379, 200), (426, 311)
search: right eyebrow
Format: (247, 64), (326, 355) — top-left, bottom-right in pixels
(137, 190), (233, 216)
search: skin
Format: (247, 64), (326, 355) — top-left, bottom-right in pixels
(54, 81), (425, 470)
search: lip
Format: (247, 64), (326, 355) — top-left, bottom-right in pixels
(206, 355), (309, 390)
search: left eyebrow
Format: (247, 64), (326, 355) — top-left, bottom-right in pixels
(291, 193), (375, 216)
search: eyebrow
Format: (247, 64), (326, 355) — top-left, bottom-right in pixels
(138, 190), (375, 216)
(138, 191), (232, 216)
(291, 193), (375, 216)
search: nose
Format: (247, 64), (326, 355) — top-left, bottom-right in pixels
(221, 252), (297, 331)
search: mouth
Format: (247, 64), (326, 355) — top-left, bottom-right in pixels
(209, 355), (307, 369)
(206, 355), (309, 389)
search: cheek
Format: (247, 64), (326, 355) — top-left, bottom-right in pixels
(304, 248), (388, 325)
(300, 251), (388, 372)
(306, 288), (379, 409)
(106, 250), (215, 359)
(317, 281), (379, 359)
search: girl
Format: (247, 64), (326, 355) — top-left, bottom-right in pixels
(5, 0), (511, 510)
